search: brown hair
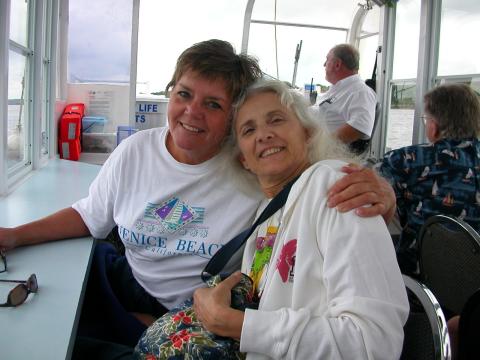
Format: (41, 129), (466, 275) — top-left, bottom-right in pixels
(424, 84), (480, 140)
(166, 39), (262, 102)
(331, 44), (360, 71)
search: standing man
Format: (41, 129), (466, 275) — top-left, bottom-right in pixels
(315, 44), (376, 145)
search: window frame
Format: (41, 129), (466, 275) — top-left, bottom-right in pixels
(6, 0), (35, 184)
(0, 0), (59, 196)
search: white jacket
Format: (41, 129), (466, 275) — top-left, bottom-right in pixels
(240, 160), (409, 359)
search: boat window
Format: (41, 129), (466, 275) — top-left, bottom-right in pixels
(392, 0), (420, 79)
(438, 0), (480, 77)
(2, 0), (61, 194)
(41, 1), (53, 158)
(248, 23), (345, 87)
(8, 0), (31, 174)
(252, 0), (355, 29)
(68, 0), (133, 84)
(9, 0), (28, 47)
(435, 76), (480, 98)
(358, 6), (379, 82)
(245, 0), (369, 89)
(358, 35), (378, 82)
(137, 0), (246, 95)
(8, 51), (28, 170)
(66, 0), (134, 151)
(386, 0), (421, 151)
(387, 80), (416, 151)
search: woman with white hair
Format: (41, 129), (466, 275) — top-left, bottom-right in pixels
(193, 79), (408, 359)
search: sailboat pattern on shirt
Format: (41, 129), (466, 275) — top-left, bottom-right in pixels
(380, 138), (480, 271)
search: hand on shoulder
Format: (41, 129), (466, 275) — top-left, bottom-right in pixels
(327, 163), (396, 223)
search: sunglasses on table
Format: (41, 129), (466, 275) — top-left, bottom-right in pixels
(0, 274), (38, 307)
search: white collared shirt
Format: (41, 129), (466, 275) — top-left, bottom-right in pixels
(314, 74), (376, 139)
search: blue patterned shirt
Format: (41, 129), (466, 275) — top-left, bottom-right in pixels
(380, 138), (480, 275)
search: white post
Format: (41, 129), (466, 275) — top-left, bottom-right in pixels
(129, 0), (140, 127)
(0, 0), (11, 195)
(32, 0), (45, 169)
(241, 0), (256, 54)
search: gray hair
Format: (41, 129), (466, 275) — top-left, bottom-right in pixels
(331, 44), (360, 71)
(226, 79), (353, 191)
(424, 83), (480, 140)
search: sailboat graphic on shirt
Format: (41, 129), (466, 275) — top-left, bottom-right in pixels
(154, 197), (198, 233)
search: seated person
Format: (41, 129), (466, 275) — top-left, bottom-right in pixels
(0, 39), (396, 351)
(193, 79), (408, 359)
(379, 83), (480, 276)
(313, 44), (376, 145)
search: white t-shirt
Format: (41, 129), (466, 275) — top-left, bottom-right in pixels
(72, 127), (261, 308)
(314, 74), (376, 139)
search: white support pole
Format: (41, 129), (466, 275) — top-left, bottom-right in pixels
(348, 5), (369, 48)
(412, 0), (441, 144)
(32, 0), (45, 169)
(0, 0), (11, 195)
(48, 0), (60, 159)
(370, 4), (395, 158)
(241, 0), (255, 54)
(58, 0), (68, 101)
(129, 0), (140, 127)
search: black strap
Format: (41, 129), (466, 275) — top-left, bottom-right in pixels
(201, 176), (299, 281)
(371, 54), (377, 82)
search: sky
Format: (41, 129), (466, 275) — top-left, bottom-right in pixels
(135, 0), (377, 93)
(68, 0), (370, 94)
(68, 0), (480, 94)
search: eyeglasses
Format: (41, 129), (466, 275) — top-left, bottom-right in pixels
(0, 274), (38, 307)
(0, 251), (6, 273)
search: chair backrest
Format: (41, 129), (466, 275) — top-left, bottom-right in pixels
(419, 214), (480, 315)
(401, 275), (451, 360)
(458, 288), (480, 359)
(349, 102), (381, 155)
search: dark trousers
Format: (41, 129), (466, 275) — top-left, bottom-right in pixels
(72, 336), (135, 360)
(458, 289), (480, 359)
(76, 242), (168, 347)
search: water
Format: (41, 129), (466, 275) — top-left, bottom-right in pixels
(7, 105), (416, 163)
(386, 108), (415, 151)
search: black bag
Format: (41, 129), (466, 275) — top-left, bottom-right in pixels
(365, 47), (380, 93)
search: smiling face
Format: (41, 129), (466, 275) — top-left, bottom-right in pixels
(166, 70), (233, 164)
(235, 91), (310, 190)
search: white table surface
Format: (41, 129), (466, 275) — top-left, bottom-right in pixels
(0, 159), (101, 359)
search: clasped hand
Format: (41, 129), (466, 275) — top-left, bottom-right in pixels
(193, 271), (245, 340)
